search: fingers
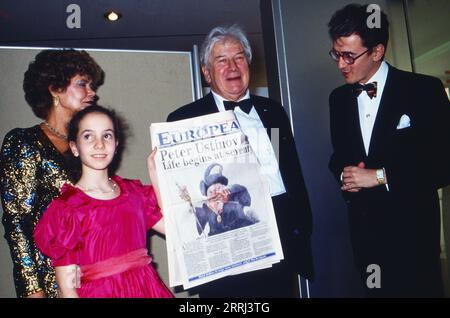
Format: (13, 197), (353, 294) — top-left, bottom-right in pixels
(147, 147), (158, 161)
(342, 174), (353, 182)
(342, 166), (363, 187)
(147, 147), (158, 171)
(149, 146), (158, 158)
(342, 167), (357, 180)
(209, 193), (220, 201)
(342, 178), (361, 188)
(343, 166), (356, 172)
(341, 183), (361, 192)
(342, 174), (358, 187)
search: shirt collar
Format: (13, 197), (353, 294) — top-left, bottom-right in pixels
(211, 89), (250, 112)
(361, 60), (388, 87)
(357, 61), (389, 101)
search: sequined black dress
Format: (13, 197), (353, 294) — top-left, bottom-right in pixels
(0, 125), (70, 297)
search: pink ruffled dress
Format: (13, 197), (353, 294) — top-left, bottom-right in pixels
(34, 175), (173, 298)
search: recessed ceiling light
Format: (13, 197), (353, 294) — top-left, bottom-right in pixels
(104, 11), (122, 22)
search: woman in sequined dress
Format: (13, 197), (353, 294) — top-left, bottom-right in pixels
(0, 49), (104, 298)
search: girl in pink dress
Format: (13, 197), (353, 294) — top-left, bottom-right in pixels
(34, 105), (173, 298)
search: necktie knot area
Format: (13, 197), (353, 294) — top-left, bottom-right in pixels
(223, 98), (253, 113)
(354, 81), (377, 99)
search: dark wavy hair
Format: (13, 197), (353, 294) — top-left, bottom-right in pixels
(328, 4), (389, 54)
(23, 49), (105, 119)
(67, 105), (129, 182)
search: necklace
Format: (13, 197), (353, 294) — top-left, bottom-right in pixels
(76, 178), (118, 194)
(42, 121), (68, 140)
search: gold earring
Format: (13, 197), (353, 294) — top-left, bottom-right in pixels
(53, 95), (60, 107)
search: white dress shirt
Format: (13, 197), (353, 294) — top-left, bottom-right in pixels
(357, 61), (389, 155)
(211, 90), (286, 196)
(357, 61), (390, 190)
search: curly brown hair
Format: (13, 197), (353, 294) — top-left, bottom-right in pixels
(23, 49), (105, 119)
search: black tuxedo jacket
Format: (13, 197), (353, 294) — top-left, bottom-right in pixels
(168, 93), (314, 297)
(329, 64), (450, 296)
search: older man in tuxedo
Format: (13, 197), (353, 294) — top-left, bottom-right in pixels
(168, 25), (313, 297)
(328, 4), (450, 297)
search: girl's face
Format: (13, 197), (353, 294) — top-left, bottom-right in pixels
(53, 74), (96, 116)
(70, 112), (118, 173)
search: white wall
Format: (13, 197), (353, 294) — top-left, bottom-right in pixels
(0, 47), (194, 297)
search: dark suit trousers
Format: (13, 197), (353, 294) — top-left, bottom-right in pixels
(348, 190), (443, 298)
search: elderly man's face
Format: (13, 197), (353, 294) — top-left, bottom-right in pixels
(202, 39), (250, 101)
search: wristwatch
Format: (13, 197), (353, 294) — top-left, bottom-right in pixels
(376, 168), (386, 185)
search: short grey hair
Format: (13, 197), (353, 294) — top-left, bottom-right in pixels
(200, 24), (252, 68)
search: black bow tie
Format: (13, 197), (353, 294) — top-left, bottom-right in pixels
(223, 98), (253, 114)
(354, 81), (377, 99)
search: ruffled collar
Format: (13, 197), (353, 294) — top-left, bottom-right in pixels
(59, 175), (129, 208)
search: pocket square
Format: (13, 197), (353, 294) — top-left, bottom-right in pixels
(396, 114), (411, 130)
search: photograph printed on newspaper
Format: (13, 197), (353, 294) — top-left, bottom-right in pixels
(150, 110), (283, 289)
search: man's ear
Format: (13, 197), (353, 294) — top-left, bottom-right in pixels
(372, 44), (385, 62)
(69, 141), (79, 157)
(201, 65), (212, 84)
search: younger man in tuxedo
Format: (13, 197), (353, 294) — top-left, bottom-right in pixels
(168, 25), (314, 297)
(328, 4), (449, 297)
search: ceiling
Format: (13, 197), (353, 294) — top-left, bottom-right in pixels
(0, 0), (262, 50)
(0, 0), (267, 87)
(1, 1), (447, 86)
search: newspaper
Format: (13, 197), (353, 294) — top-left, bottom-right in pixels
(150, 111), (284, 289)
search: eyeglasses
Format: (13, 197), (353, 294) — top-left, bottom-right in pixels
(329, 48), (370, 65)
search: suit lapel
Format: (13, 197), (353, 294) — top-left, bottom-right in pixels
(367, 65), (398, 161)
(201, 92), (221, 115)
(250, 95), (271, 127)
(346, 87), (367, 160)
(250, 95), (277, 140)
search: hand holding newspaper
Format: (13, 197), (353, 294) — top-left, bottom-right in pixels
(150, 111), (284, 289)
